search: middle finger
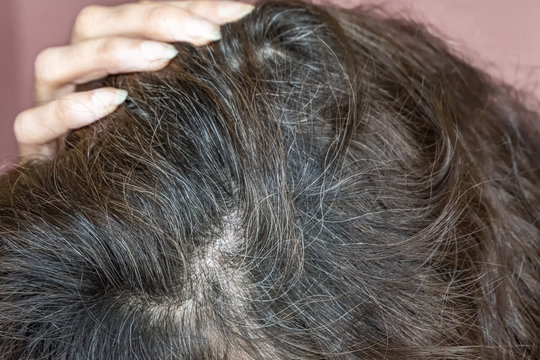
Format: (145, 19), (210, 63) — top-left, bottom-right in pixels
(34, 37), (178, 103)
(72, 2), (224, 44)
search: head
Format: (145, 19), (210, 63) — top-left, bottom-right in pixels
(0, 1), (539, 359)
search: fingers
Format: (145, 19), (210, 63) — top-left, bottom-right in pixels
(159, 1), (255, 24)
(35, 1), (256, 103)
(15, 88), (128, 159)
(21, 1), (256, 161)
(35, 38), (178, 102)
(72, 1), (254, 44)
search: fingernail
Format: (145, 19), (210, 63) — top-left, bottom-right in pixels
(186, 18), (221, 42)
(140, 41), (178, 61)
(218, 3), (255, 21)
(92, 89), (128, 108)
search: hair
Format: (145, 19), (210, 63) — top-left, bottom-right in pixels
(1, 1), (539, 359)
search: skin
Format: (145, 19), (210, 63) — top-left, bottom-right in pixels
(13, 0), (255, 160)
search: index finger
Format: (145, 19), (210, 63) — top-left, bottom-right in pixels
(72, 1), (254, 44)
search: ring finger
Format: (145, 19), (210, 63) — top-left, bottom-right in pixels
(34, 37), (178, 103)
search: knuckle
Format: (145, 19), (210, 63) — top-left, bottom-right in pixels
(53, 98), (71, 122)
(34, 48), (56, 83)
(144, 5), (178, 27)
(96, 38), (122, 60)
(13, 112), (31, 142)
(108, 3), (131, 22)
(73, 5), (101, 39)
(185, 2), (201, 13)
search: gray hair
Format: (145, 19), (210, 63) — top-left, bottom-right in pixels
(1, 1), (539, 359)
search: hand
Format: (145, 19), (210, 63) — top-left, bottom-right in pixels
(14, 0), (254, 160)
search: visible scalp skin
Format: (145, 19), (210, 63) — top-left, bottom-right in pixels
(0, 1), (539, 359)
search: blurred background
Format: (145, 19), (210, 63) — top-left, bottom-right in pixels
(1, 0), (539, 165)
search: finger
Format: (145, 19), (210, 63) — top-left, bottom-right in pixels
(34, 38), (177, 103)
(154, 1), (255, 24)
(72, 2), (222, 44)
(15, 88), (128, 159)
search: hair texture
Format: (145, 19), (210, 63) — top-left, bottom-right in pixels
(1, 1), (539, 359)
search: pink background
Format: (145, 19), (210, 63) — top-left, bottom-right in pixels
(1, 0), (539, 165)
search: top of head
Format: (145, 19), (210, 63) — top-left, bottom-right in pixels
(0, 1), (539, 359)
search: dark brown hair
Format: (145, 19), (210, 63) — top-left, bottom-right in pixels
(1, 1), (539, 359)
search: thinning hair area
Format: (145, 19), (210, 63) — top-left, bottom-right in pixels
(0, 1), (539, 359)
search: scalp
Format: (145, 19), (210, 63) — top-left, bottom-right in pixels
(1, 1), (539, 359)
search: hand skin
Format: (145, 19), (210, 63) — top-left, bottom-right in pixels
(14, 0), (254, 160)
